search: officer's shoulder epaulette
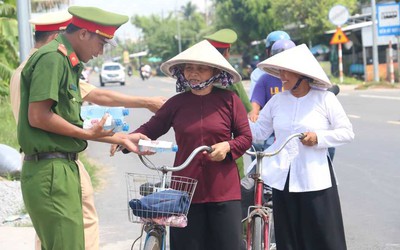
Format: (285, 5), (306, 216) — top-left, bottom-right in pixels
(57, 44), (68, 56)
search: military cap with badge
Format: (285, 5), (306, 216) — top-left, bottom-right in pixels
(68, 6), (129, 46)
(204, 28), (238, 48)
(29, 10), (72, 32)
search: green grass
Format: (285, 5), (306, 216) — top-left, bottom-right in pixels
(0, 96), (99, 188)
(319, 61), (364, 86)
(0, 97), (19, 149)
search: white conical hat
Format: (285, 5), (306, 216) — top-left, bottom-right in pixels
(257, 44), (332, 89)
(160, 40), (241, 83)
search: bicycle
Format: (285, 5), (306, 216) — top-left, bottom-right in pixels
(125, 145), (212, 250)
(242, 133), (304, 250)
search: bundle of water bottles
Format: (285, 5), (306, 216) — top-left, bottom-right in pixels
(80, 105), (130, 132)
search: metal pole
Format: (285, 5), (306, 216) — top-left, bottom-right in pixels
(338, 43), (343, 83)
(177, 12), (182, 53)
(371, 0), (380, 82)
(16, 0), (33, 63)
(389, 40), (394, 84)
(397, 36), (400, 82)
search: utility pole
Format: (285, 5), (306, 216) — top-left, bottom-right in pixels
(371, 0), (380, 82)
(176, 10), (182, 53)
(16, 0), (33, 63)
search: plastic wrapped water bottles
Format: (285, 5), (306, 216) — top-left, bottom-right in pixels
(81, 105), (130, 132)
(138, 139), (178, 153)
(81, 105), (129, 119)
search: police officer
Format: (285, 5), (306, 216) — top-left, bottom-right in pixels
(204, 29), (252, 179)
(204, 29), (252, 113)
(17, 6), (148, 250)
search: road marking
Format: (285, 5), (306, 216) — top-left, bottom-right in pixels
(387, 120), (400, 125)
(360, 94), (400, 101)
(348, 114), (361, 119)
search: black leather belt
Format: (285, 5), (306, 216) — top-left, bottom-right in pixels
(24, 152), (78, 161)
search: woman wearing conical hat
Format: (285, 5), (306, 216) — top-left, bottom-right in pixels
(250, 44), (354, 250)
(133, 40), (252, 250)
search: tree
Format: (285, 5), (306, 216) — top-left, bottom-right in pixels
(0, 0), (18, 97)
(131, 7), (206, 61)
(269, 0), (358, 44)
(212, 0), (277, 65)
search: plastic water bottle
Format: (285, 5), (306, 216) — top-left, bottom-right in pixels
(81, 105), (130, 132)
(81, 105), (129, 120)
(138, 139), (178, 153)
(82, 115), (129, 132)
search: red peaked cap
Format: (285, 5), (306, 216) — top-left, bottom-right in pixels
(35, 19), (72, 32)
(71, 16), (117, 39)
(207, 40), (231, 48)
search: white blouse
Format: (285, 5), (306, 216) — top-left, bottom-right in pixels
(249, 88), (354, 192)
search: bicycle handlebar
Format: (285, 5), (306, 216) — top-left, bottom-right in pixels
(246, 133), (305, 158)
(138, 145), (213, 172)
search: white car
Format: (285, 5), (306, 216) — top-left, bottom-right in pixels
(99, 62), (125, 86)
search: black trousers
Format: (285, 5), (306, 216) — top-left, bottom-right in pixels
(170, 200), (242, 250)
(272, 159), (347, 250)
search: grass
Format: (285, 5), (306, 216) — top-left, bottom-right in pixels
(0, 96), (99, 188)
(319, 61), (400, 89)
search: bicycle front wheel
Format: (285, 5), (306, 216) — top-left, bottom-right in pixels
(251, 216), (263, 250)
(143, 234), (162, 250)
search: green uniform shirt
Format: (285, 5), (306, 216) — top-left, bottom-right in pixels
(227, 81), (252, 113)
(18, 34), (87, 155)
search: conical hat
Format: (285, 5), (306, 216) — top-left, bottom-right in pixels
(257, 44), (332, 89)
(161, 40), (241, 83)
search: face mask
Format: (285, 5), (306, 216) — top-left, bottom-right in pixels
(172, 66), (234, 92)
(188, 79), (214, 90)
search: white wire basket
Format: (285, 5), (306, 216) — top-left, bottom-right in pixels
(125, 173), (198, 227)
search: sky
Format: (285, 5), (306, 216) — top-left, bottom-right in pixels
(70, 0), (210, 41)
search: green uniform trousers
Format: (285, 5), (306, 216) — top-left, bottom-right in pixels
(236, 156), (245, 179)
(21, 158), (84, 250)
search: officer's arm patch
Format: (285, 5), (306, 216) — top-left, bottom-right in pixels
(57, 44), (68, 56)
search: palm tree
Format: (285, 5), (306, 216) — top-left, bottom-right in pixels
(181, 2), (197, 21)
(0, 0), (18, 97)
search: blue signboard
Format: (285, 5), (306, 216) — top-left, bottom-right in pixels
(377, 3), (400, 36)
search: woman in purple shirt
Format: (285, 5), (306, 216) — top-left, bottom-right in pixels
(134, 40), (252, 250)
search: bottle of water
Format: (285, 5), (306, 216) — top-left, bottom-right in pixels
(138, 139), (178, 153)
(82, 116), (129, 132)
(81, 105), (130, 132)
(81, 105), (129, 121)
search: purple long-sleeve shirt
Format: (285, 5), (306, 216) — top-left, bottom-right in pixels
(134, 87), (252, 203)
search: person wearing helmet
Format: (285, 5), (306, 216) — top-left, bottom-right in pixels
(249, 30), (290, 97)
(249, 39), (295, 123)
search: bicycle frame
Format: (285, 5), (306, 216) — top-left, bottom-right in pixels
(127, 145), (212, 250)
(243, 133), (304, 250)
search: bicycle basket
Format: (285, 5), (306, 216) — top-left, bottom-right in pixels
(125, 173), (198, 227)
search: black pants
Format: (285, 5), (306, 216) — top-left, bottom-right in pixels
(170, 200), (242, 250)
(272, 159), (347, 250)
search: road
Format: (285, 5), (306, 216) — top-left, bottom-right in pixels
(86, 74), (400, 250)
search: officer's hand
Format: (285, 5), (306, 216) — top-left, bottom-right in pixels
(147, 96), (168, 113)
(85, 114), (115, 139)
(114, 133), (155, 155)
(206, 141), (230, 162)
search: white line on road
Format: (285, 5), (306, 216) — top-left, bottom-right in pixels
(360, 94), (400, 101)
(348, 114), (361, 119)
(387, 120), (400, 125)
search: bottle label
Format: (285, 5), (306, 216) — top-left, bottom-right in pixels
(139, 139), (173, 149)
